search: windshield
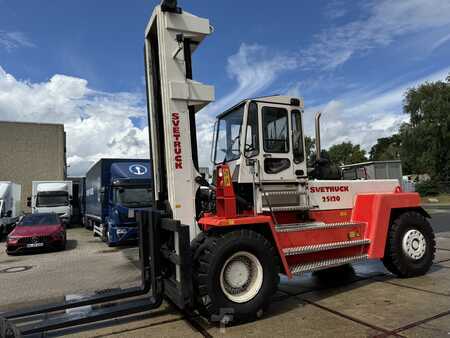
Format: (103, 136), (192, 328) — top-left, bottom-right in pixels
(36, 191), (69, 207)
(114, 187), (152, 207)
(214, 103), (245, 164)
(18, 213), (60, 226)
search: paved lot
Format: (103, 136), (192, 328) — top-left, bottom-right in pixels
(0, 227), (141, 312)
(1, 209), (449, 337)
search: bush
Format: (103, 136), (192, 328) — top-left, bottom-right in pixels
(415, 180), (439, 196)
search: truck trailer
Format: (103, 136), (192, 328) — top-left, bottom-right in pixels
(0, 181), (21, 239)
(84, 159), (152, 246)
(0, 1), (437, 335)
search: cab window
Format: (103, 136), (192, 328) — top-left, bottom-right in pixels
(291, 109), (304, 163)
(262, 106), (289, 153)
(244, 102), (259, 157)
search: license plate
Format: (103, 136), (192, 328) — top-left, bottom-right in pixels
(27, 243), (44, 248)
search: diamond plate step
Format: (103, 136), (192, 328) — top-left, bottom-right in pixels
(262, 205), (310, 212)
(290, 254), (369, 275)
(275, 221), (364, 233)
(263, 190), (301, 196)
(283, 239), (370, 256)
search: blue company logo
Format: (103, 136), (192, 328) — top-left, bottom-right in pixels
(129, 164), (148, 176)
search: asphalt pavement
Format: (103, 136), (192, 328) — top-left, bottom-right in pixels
(426, 207), (450, 233)
(0, 227), (141, 312)
(0, 209), (449, 337)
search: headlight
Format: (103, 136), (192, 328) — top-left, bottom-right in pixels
(7, 236), (19, 241)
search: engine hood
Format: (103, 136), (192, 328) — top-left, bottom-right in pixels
(11, 225), (62, 237)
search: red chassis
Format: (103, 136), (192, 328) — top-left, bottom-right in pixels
(198, 165), (427, 279)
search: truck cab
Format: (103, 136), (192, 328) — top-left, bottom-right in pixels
(30, 181), (73, 225)
(85, 159), (152, 246)
(211, 96), (309, 214)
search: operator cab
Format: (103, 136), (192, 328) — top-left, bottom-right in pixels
(212, 96), (309, 213)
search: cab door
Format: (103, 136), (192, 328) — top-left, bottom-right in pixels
(257, 103), (296, 182)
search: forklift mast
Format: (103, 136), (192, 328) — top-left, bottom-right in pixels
(144, 3), (214, 241)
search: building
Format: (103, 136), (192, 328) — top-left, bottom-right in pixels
(0, 121), (66, 211)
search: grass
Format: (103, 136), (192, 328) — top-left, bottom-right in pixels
(421, 193), (450, 204)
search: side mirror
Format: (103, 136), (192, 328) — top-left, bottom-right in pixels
(27, 197), (31, 208)
(6, 210), (12, 218)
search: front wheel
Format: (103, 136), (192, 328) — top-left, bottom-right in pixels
(193, 229), (279, 323)
(383, 211), (435, 278)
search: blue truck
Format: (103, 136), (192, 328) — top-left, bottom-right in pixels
(84, 159), (152, 246)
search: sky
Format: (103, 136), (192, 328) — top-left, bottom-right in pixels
(1, 0), (450, 176)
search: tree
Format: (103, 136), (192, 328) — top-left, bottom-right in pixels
(400, 75), (450, 180)
(327, 142), (367, 166)
(305, 136), (315, 165)
(369, 134), (401, 161)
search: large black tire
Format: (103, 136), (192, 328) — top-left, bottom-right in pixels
(193, 229), (279, 323)
(191, 232), (208, 262)
(382, 211), (435, 278)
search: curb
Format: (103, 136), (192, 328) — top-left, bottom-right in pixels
(422, 204), (450, 209)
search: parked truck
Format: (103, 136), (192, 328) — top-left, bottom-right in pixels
(84, 159), (152, 246)
(0, 181), (21, 239)
(29, 181), (73, 225)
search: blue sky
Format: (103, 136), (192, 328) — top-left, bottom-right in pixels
(1, 0), (450, 175)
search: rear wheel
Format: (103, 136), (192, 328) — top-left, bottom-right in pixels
(193, 229), (279, 323)
(383, 211), (435, 277)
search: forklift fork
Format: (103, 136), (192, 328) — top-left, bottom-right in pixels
(0, 210), (193, 337)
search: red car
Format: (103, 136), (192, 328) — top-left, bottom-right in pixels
(6, 213), (67, 254)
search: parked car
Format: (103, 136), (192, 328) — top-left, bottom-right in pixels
(6, 213), (67, 255)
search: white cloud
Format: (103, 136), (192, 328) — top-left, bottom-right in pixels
(324, 1), (348, 20)
(304, 66), (450, 151)
(196, 43), (297, 167)
(0, 31), (34, 50)
(0, 66), (149, 176)
(431, 32), (450, 52)
(300, 0), (450, 70)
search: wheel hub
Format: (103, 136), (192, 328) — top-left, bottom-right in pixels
(220, 251), (263, 303)
(402, 229), (426, 260)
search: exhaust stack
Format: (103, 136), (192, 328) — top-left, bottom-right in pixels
(315, 112), (322, 161)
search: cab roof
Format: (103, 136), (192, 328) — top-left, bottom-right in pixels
(216, 95), (304, 118)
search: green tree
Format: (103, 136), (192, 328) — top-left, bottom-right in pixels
(327, 142), (367, 166)
(305, 136), (315, 165)
(400, 75), (450, 179)
(369, 134), (401, 161)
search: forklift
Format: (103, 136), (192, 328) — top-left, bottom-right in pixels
(0, 1), (435, 336)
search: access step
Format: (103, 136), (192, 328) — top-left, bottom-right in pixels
(262, 205), (310, 212)
(283, 239), (370, 256)
(275, 221), (364, 233)
(290, 254), (369, 275)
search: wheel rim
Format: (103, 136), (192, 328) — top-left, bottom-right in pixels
(219, 251), (263, 303)
(402, 229), (426, 260)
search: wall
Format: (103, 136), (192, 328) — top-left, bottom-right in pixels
(0, 121), (66, 212)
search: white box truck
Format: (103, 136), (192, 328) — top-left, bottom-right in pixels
(0, 181), (21, 238)
(29, 181), (73, 225)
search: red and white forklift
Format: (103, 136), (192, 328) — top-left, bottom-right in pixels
(1, 1), (435, 335)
